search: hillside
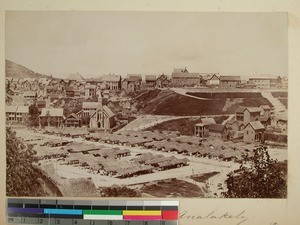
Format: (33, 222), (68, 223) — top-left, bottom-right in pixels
(6, 59), (49, 79)
(133, 89), (272, 116)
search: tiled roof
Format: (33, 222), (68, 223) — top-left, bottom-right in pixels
(202, 74), (219, 81)
(90, 105), (115, 118)
(66, 113), (80, 120)
(219, 76), (241, 81)
(246, 121), (265, 130)
(236, 106), (247, 113)
(127, 74), (142, 82)
(40, 108), (64, 117)
(247, 107), (262, 113)
(85, 84), (96, 89)
(201, 117), (216, 125)
(172, 73), (199, 78)
(208, 124), (226, 133)
(82, 102), (101, 109)
(145, 75), (156, 81)
(103, 105), (115, 117)
(6, 105), (29, 113)
(259, 115), (270, 122)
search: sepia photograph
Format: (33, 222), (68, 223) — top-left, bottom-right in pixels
(5, 11), (288, 199)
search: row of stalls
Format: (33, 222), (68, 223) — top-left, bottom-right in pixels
(41, 127), (88, 138)
(85, 130), (255, 162)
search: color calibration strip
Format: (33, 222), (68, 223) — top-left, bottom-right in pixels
(7, 198), (179, 225)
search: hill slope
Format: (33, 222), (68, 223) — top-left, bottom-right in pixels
(6, 59), (49, 79)
(133, 89), (272, 116)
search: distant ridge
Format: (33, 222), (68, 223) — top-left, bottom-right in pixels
(66, 72), (85, 81)
(5, 59), (50, 79)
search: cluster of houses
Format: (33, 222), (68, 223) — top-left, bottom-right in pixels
(6, 68), (287, 102)
(170, 68), (287, 88)
(195, 104), (287, 144)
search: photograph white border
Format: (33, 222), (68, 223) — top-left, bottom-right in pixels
(0, 1), (299, 224)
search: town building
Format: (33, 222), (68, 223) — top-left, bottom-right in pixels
(39, 108), (65, 127)
(121, 75), (142, 93)
(235, 106), (261, 130)
(65, 86), (76, 97)
(156, 74), (169, 88)
(208, 124), (228, 139)
(65, 113), (82, 127)
(6, 105), (29, 124)
(243, 121), (265, 143)
(281, 77), (288, 88)
(195, 123), (209, 138)
(23, 91), (37, 101)
(121, 78), (128, 91)
(144, 75), (157, 89)
(277, 114), (287, 131)
(249, 76), (282, 89)
(89, 105), (116, 130)
(127, 74), (142, 86)
(102, 74), (121, 91)
(171, 68), (200, 87)
(219, 76), (241, 87)
(202, 74), (220, 86)
(80, 102), (102, 117)
(260, 105), (271, 118)
(84, 84), (97, 97)
(194, 117), (216, 138)
(35, 100), (46, 113)
(6, 88), (19, 96)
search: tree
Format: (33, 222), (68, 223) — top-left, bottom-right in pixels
(29, 103), (39, 126)
(100, 185), (141, 197)
(6, 127), (44, 196)
(222, 146), (287, 198)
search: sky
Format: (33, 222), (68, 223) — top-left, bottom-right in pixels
(6, 11), (288, 78)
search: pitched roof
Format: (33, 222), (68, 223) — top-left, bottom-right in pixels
(17, 106), (29, 113)
(102, 74), (121, 82)
(208, 124), (226, 133)
(157, 74), (168, 81)
(236, 106), (247, 113)
(259, 115), (270, 122)
(82, 102), (101, 109)
(6, 105), (29, 113)
(66, 113), (80, 120)
(6, 105), (18, 113)
(103, 105), (115, 117)
(201, 73), (219, 81)
(260, 105), (271, 110)
(247, 107), (262, 113)
(90, 105), (115, 118)
(219, 76), (241, 81)
(145, 75), (156, 81)
(246, 121), (265, 130)
(127, 74), (142, 82)
(172, 73), (199, 78)
(201, 117), (216, 125)
(277, 113), (287, 122)
(40, 108), (64, 117)
(65, 86), (76, 92)
(85, 84), (96, 89)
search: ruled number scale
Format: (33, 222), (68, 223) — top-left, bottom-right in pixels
(7, 199), (179, 225)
